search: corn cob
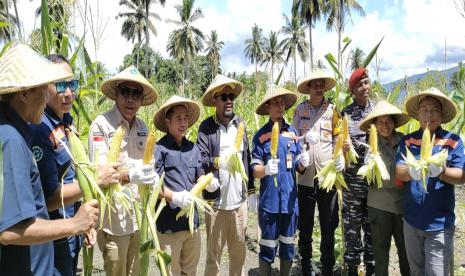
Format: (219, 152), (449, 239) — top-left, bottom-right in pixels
(270, 121), (279, 187)
(222, 122), (249, 188)
(143, 130), (156, 165)
(357, 124), (390, 188)
(176, 172), (214, 234)
(234, 123), (244, 151)
(107, 127), (125, 163)
(342, 115), (359, 167)
(315, 135), (348, 192)
(402, 124), (448, 191)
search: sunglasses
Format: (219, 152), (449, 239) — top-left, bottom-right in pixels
(55, 80), (79, 93)
(119, 86), (144, 101)
(215, 93), (236, 102)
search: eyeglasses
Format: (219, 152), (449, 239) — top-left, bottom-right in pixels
(119, 86), (143, 101)
(215, 93), (236, 102)
(55, 80), (79, 93)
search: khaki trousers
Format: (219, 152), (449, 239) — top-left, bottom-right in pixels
(158, 229), (201, 276)
(204, 202), (248, 276)
(97, 230), (140, 276)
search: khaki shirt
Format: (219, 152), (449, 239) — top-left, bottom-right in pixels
(292, 100), (341, 187)
(88, 105), (148, 236)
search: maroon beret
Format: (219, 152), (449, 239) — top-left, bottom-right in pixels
(349, 67), (368, 90)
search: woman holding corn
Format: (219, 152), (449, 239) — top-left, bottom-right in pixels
(359, 101), (411, 276)
(251, 85), (310, 276)
(88, 66), (159, 276)
(153, 95), (219, 276)
(396, 88), (465, 276)
(0, 44), (99, 275)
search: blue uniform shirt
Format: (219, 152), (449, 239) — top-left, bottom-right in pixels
(251, 120), (302, 214)
(154, 134), (204, 233)
(396, 127), (465, 231)
(0, 102), (54, 276)
(30, 107), (77, 220)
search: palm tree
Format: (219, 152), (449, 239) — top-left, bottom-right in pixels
(166, 0), (204, 94)
(279, 13), (309, 84)
(0, 0), (18, 42)
(323, 0), (365, 75)
(117, 0), (161, 69)
(205, 30), (224, 78)
(261, 31), (284, 82)
(349, 47), (365, 70)
(244, 23), (265, 75)
(142, 0), (165, 77)
(292, 0), (324, 70)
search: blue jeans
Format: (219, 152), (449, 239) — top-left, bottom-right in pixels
(403, 220), (454, 276)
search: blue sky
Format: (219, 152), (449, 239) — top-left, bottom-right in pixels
(17, 0), (465, 85)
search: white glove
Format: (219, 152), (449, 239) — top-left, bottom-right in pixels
(428, 163), (443, 178)
(171, 190), (194, 209)
(300, 144), (311, 168)
(265, 158), (280, 176)
(335, 154), (345, 172)
(364, 150), (374, 165)
(129, 162), (159, 186)
(217, 156), (229, 170)
(248, 194), (258, 213)
(305, 130), (320, 145)
(409, 166), (422, 181)
(206, 177), (220, 192)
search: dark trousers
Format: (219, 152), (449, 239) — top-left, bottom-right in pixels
(368, 207), (410, 276)
(54, 235), (82, 276)
(298, 183), (339, 275)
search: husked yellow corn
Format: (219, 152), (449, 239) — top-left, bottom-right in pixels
(190, 172), (214, 197)
(271, 121), (279, 158)
(342, 115), (349, 141)
(370, 124), (378, 155)
(107, 126), (125, 163)
(143, 130), (156, 164)
(234, 123), (245, 151)
(421, 125), (432, 161)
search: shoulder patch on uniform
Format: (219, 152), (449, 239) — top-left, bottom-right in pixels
(32, 146), (43, 162)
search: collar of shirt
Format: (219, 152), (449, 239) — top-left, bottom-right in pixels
(0, 101), (32, 147)
(265, 119), (291, 132)
(108, 104), (142, 130)
(161, 133), (190, 149)
(213, 113), (240, 127)
(44, 106), (73, 127)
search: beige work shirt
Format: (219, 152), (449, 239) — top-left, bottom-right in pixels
(292, 100), (341, 187)
(88, 105), (148, 236)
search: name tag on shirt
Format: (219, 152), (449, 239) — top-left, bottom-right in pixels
(286, 153), (293, 169)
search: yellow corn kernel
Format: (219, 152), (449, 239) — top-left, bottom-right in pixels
(234, 123), (245, 151)
(107, 126), (125, 163)
(271, 121), (279, 158)
(421, 125), (432, 161)
(190, 172), (214, 197)
(143, 130), (156, 164)
(333, 134), (344, 159)
(342, 115), (349, 141)
(369, 124), (378, 155)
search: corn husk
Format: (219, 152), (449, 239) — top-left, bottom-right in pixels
(315, 135), (348, 192)
(357, 124), (390, 188)
(342, 115), (359, 167)
(223, 122), (248, 187)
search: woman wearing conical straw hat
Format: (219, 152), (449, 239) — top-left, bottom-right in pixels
(251, 85), (310, 276)
(359, 101), (411, 276)
(396, 88), (465, 276)
(88, 66), (160, 276)
(0, 44), (99, 275)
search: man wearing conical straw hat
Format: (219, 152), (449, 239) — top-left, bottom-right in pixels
(293, 70), (343, 276)
(153, 95), (219, 276)
(358, 101), (411, 276)
(88, 66), (160, 276)
(251, 85), (310, 275)
(0, 44), (99, 275)
(396, 88), (465, 276)
(341, 67), (375, 275)
(197, 75), (256, 276)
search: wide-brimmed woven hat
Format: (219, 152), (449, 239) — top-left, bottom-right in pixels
(255, 84), (298, 115)
(0, 43), (72, 95)
(297, 70), (336, 94)
(154, 95), (201, 133)
(359, 101), (410, 132)
(405, 87), (457, 124)
(100, 66), (158, 106)
(202, 74), (243, 106)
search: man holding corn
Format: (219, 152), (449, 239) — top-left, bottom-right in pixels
(292, 70), (343, 276)
(341, 67), (374, 275)
(197, 75), (256, 276)
(0, 44), (99, 275)
(251, 85), (310, 276)
(88, 66), (159, 276)
(153, 95), (219, 276)
(396, 88), (465, 276)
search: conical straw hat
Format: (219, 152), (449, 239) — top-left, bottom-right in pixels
(405, 87), (457, 124)
(359, 101), (410, 132)
(255, 84), (298, 115)
(202, 74), (243, 106)
(100, 66), (158, 106)
(297, 70), (336, 95)
(154, 95), (201, 133)
(0, 43), (72, 95)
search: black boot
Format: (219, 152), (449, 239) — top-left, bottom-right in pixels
(259, 259), (272, 276)
(365, 262), (375, 276)
(347, 265), (358, 276)
(300, 258), (312, 276)
(321, 265), (333, 276)
(279, 258), (293, 276)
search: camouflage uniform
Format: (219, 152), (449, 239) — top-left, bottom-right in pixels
(341, 101), (374, 268)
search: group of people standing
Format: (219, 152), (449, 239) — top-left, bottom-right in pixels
(0, 43), (463, 276)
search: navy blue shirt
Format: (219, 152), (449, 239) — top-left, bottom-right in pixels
(154, 134), (204, 233)
(30, 107), (77, 220)
(0, 102), (54, 276)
